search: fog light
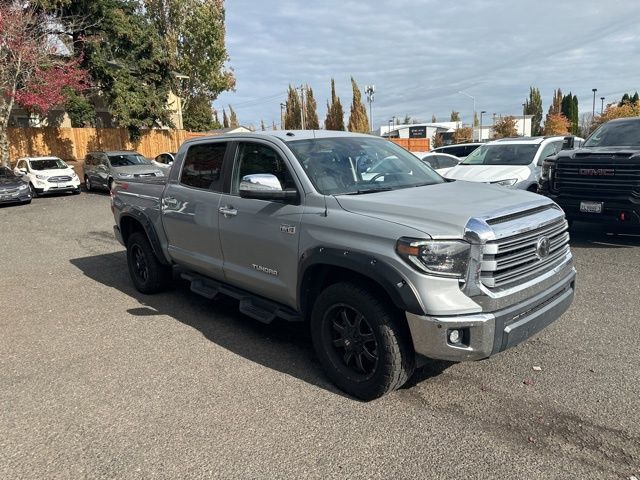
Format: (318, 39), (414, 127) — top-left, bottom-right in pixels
(448, 329), (461, 344)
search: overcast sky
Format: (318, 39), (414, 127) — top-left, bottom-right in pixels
(214, 0), (640, 130)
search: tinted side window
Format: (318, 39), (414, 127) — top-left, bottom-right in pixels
(461, 145), (479, 157)
(437, 155), (459, 168)
(180, 142), (227, 191)
(232, 143), (296, 195)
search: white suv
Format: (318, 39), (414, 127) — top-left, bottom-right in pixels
(14, 156), (81, 197)
(443, 136), (582, 192)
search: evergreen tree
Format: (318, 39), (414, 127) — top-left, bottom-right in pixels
(561, 92), (579, 135)
(222, 108), (229, 128)
(619, 93), (631, 106)
(260, 119), (266, 131)
(284, 85), (302, 129)
(524, 87), (543, 136)
(473, 112), (479, 127)
(184, 93), (219, 131)
(347, 77), (369, 133)
(272, 120), (277, 130)
(431, 114), (437, 123)
(324, 79), (345, 131)
(228, 105), (239, 128)
(633, 92), (639, 103)
(450, 111), (460, 122)
(305, 85), (320, 130)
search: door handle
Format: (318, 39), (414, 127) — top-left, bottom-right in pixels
(218, 206), (238, 217)
(164, 196), (178, 207)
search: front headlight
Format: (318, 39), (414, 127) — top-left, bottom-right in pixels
(36, 174), (48, 180)
(396, 238), (470, 278)
(491, 178), (518, 187)
(18, 183), (28, 190)
(118, 173), (134, 179)
(541, 160), (553, 180)
(71, 172), (78, 178)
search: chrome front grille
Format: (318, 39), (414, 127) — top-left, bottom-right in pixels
(480, 218), (570, 289)
(48, 176), (72, 182)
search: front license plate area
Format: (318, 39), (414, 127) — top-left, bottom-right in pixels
(580, 201), (603, 214)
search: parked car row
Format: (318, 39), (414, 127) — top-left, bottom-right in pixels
(1, 150), (177, 207)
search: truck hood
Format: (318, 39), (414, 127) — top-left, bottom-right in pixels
(443, 164), (531, 183)
(559, 146), (640, 159)
(334, 180), (549, 238)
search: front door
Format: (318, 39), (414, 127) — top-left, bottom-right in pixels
(161, 140), (230, 280)
(218, 141), (304, 308)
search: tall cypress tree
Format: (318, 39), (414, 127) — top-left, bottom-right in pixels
(222, 108), (229, 128)
(228, 105), (239, 128)
(347, 77), (369, 133)
(525, 87), (543, 136)
(325, 78), (345, 131)
(305, 85), (320, 130)
(284, 85), (302, 129)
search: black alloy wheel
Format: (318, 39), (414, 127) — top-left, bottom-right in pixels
(326, 304), (378, 377)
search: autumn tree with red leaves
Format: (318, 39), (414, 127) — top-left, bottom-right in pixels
(0, 3), (87, 166)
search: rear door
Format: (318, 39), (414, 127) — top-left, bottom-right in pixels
(161, 140), (231, 280)
(218, 141), (304, 307)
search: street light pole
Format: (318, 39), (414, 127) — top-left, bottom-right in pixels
(600, 96), (605, 114)
(280, 102), (286, 130)
(592, 88), (598, 119)
(365, 85), (375, 131)
(480, 110), (486, 141)
(458, 91), (476, 141)
(522, 103), (527, 136)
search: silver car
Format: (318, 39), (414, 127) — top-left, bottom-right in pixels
(83, 150), (165, 192)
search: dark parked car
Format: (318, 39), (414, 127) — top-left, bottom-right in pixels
(0, 166), (31, 205)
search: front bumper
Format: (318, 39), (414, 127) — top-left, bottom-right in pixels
(35, 179), (81, 194)
(0, 190), (31, 204)
(544, 192), (640, 225)
(406, 268), (576, 361)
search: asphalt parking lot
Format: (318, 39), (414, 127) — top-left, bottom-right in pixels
(1, 192), (639, 479)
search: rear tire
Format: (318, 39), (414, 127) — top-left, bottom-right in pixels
(126, 232), (172, 294)
(84, 176), (92, 192)
(311, 282), (415, 400)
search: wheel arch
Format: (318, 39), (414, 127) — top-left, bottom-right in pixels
(119, 208), (170, 266)
(298, 247), (426, 320)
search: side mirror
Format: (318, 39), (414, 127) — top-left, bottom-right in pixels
(562, 136), (575, 150)
(18, 168), (27, 174)
(239, 173), (297, 202)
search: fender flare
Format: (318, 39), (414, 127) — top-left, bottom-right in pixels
(119, 207), (170, 266)
(297, 247), (426, 316)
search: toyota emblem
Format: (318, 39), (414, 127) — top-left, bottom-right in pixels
(536, 236), (550, 259)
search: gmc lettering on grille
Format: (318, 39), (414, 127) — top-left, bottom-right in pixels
(578, 168), (615, 176)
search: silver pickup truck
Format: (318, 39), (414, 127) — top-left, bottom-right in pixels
(111, 130), (576, 400)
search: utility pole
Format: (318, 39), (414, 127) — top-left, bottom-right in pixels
(297, 85), (306, 130)
(600, 96), (605, 114)
(480, 110), (486, 141)
(522, 103), (527, 136)
(392, 115), (397, 128)
(280, 102), (286, 130)
(458, 91), (476, 141)
(365, 85), (375, 131)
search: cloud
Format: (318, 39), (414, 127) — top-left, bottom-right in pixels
(214, 0), (640, 128)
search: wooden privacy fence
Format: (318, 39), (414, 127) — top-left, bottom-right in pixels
(389, 138), (430, 152)
(7, 127), (209, 164)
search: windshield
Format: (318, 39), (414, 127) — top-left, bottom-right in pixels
(584, 120), (640, 147)
(0, 167), (17, 177)
(29, 158), (67, 170)
(108, 154), (150, 167)
(287, 137), (443, 195)
(461, 143), (539, 166)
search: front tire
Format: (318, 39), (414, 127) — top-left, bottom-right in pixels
(84, 175), (92, 192)
(29, 183), (38, 198)
(126, 232), (172, 294)
(311, 282), (415, 400)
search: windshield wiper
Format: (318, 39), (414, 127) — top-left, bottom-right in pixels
(345, 186), (393, 195)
